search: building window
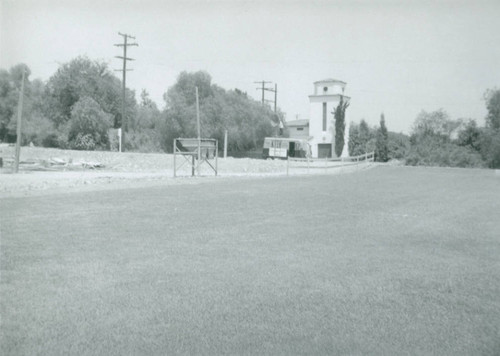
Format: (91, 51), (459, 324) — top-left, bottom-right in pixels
(322, 102), (327, 131)
(297, 127), (304, 131)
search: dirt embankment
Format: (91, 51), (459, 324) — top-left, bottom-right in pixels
(0, 146), (373, 197)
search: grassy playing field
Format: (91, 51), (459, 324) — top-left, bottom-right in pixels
(1, 166), (499, 355)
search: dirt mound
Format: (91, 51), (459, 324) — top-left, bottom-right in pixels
(0, 146), (374, 196)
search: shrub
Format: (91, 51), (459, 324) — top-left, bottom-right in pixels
(68, 96), (112, 150)
(70, 133), (96, 150)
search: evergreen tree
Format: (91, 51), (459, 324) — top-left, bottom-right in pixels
(334, 96), (349, 157)
(375, 113), (389, 162)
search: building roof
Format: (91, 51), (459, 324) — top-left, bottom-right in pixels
(313, 78), (347, 85)
(286, 119), (309, 127)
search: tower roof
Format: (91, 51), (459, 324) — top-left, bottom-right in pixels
(314, 78), (346, 85)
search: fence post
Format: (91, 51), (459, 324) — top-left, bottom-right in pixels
(173, 139), (176, 178)
(215, 140), (218, 176)
(286, 157), (289, 176)
(325, 157), (327, 174)
(307, 157), (310, 175)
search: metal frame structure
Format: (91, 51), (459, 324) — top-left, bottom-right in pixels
(173, 138), (218, 177)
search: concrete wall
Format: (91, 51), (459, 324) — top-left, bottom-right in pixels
(288, 126), (309, 139)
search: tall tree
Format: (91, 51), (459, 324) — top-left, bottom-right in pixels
(457, 119), (481, 152)
(411, 109), (460, 143)
(349, 119), (375, 156)
(407, 110), (484, 167)
(484, 89), (500, 130)
(0, 64), (32, 142)
(334, 96), (349, 157)
(45, 56), (134, 128)
(161, 71), (276, 153)
(481, 89), (500, 168)
(375, 113), (389, 162)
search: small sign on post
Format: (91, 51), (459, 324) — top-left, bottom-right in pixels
(118, 128), (122, 153)
(173, 138), (218, 177)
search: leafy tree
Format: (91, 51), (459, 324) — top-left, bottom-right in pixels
(0, 64), (32, 142)
(407, 110), (485, 167)
(0, 69), (18, 141)
(480, 131), (500, 168)
(140, 89), (156, 109)
(387, 132), (411, 160)
(45, 56), (135, 129)
(68, 96), (112, 150)
(457, 119), (481, 152)
(411, 109), (460, 143)
(334, 96), (349, 157)
(375, 113), (389, 162)
(126, 89), (163, 152)
(481, 89), (500, 168)
(161, 71), (276, 153)
(406, 136), (484, 168)
(484, 89), (500, 130)
(348, 119), (375, 156)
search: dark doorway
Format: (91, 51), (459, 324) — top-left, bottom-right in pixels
(289, 142), (296, 157)
(318, 144), (332, 158)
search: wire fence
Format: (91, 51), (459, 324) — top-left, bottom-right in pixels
(286, 151), (375, 176)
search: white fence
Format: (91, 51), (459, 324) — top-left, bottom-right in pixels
(286, 151), (375, 176)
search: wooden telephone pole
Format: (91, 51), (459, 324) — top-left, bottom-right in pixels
(13, 70), (26, 174)
(254, 80), (273, 106)
(264, 83), (277, 112)
(114, 32), (138, 152)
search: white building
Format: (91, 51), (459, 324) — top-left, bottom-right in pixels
(309, 78), (350, 158)
(287, 78), (350, 158)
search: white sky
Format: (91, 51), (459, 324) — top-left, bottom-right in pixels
(1, 0), (500, 133)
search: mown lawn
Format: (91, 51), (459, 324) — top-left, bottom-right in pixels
(1, 166), (499, 355)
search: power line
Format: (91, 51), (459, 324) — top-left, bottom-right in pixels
(255, 81), (283, 136)
(114, 32), (138, 152)
(254, 80), (272, 106)
(264, 83), (278, 113)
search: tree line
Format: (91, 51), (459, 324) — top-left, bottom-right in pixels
(0, 57), (279, 153)
(348, 95), (500, 168)
(1, 56), (499, 168)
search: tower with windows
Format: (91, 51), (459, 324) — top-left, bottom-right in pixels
(308, 79), (349, 158)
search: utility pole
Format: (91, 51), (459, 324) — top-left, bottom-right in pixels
(264, 83), (277, 112)
(254, 80), (272, 106)
(114, 32), (138, 152)
(255, 81), (282, 136)
(13, 70), (26, 174)
(224, 129), (228, 159)
(196, 86), (201, 170)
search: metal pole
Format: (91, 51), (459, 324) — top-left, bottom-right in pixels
(14, 70), (26, 174)
(215, 140), (218, 176)
(173, 139), (176, 178)
(118, 127), (122, 153)
(196, 87), (201, 175)
(121, 35), (127, 151)
(261, 81), (265, 105)
(274, 83), (277, 113)
(224, 129), (228, 159)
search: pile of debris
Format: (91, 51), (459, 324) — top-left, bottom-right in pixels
(0, 156), (104, 172)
